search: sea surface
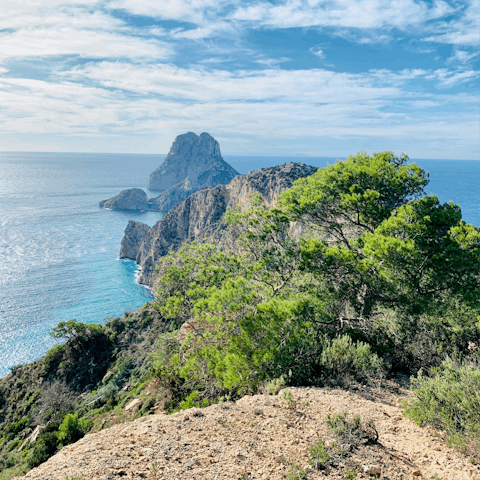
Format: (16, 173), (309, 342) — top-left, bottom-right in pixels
(0, 153), (479, 377)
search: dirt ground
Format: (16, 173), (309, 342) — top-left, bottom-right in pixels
(14, 386), (480, 480)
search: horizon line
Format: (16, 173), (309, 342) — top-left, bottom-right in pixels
(0, 150), (478, 162)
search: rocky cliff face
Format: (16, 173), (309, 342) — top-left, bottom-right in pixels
(148, 132), (238, 192)
(99, 132), (239, 214)
(121, 163), (317, 287)
(119, 221), (152, 260)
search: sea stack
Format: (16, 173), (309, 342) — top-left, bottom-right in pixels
(148, 132), (238, 192)
(99, 132), (239, 214)
(119, 220), (152, 260)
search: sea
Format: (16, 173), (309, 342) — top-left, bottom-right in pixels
(0, 153), (479, 378)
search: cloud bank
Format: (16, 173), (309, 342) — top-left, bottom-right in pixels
(0, 0), (478, 158)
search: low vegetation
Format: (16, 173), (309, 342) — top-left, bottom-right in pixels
(405, 356), (480, 458)
(1, 151), (479, 477)
(0, 309), (175, 478)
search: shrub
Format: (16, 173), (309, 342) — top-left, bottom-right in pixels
(6, 418), (29, 435)
(286, 464), (308, 480)
(180, 391), (200, 410)
(265, 376), (286, 395)
(405, 357), (480, 458)
(28, 432), (59, 468)
(325, 413), (378, 447)
(344, 463), (358, 480)
(50, 320), (103, 342)
(282, 389), (295, 407)
(321, 335), (384, 385)
(57, 414), (87, 446)
(36, 382), (76, 421)
(309, 438), (329, 469)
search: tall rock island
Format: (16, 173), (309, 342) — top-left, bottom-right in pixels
(99, 132), (239, 214)
(148, 132), (238, 191)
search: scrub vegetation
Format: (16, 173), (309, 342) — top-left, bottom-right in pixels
(1, 152), (479, 478)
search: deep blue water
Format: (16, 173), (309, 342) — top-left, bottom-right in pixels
(0, 153), (479, 377)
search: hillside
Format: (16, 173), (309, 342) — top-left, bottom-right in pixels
(13, 387), (480, 479)
(2, 151), (480, 479)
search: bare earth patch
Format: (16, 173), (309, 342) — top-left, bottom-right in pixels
(14, 387), (480, 480)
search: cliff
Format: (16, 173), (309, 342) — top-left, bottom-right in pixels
(119, 221), (151, 260)
(99, 132), (239, 214)
(120, 162), (318, 287)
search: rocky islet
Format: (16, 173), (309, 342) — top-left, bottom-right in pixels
(99, 132), (239, 214)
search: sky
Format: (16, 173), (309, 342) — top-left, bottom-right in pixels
(0, 0), (478, 159)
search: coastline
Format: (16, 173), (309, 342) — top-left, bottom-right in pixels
(117, 257), (153, 293)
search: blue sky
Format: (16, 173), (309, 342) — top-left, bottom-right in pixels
(0, 0), (478, 158)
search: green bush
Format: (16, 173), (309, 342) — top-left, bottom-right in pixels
(180, 391), (200, 410)
(286, 464), (308, 480)
(265, 376), (286, 395)
(28, 432), (59, 468)
(309, 438), (329, 469)
(57, 414), (87, 446)
(405, 357), (480, 457)
(325, 413), (378, 447)
(320, 335), (384, 385)
(6, 418), (29, 435)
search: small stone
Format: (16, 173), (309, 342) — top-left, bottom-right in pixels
(364, 465), (382, 475)
(125, 399), (143, 411)
(412, 471), (422, 476)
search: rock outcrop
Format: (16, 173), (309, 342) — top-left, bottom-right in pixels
(119, 221), (152, 260)
(99, 188), (149, 211)
(99, 132), (239, 214)
(122, 162), (318, 287)
(148, 132), (238, 192)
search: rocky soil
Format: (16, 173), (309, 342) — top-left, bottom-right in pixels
(14, 387), (480, 480)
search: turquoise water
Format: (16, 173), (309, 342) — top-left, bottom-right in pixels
(0, 153), (479, 377)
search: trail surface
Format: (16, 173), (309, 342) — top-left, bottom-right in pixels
(15, 387), (480, 480)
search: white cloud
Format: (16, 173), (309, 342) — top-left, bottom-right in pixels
(255, 56), (291, 67)
(108, 0), (231, 24)
(0, 69), (477, 158)
(63, 62), (406, 103)
(0, 28), (172, 61)
(0, 3), (173, 62)
(426, 69), (480, 87)
(310, 48), (325, 59)
(170, 21), (235, 40)
(447, 49), (480, 65)
(231, 0), (453, 31)
(408, 100), (440, 109)
(0, 61), (474, 141)
(423, 0), (480, 46)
